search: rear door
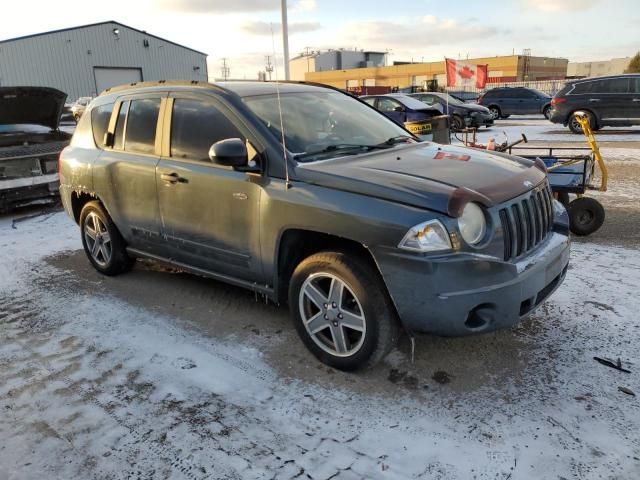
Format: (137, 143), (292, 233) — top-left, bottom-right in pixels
(593, 78), (631, 122)
(92, 94), (164, 251)
(155, 92), (264, 281)
(518, 89), (540, 114)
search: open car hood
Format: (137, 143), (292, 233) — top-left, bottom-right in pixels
(0, 87), (67, 130)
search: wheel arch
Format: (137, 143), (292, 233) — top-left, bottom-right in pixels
(71, 191), (105, 224)
(274, 228), (393, 309)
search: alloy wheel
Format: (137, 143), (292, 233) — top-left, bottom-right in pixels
(298, 273), (366, 357)
(84, 212), (112, 267)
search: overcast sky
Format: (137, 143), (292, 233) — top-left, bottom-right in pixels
(2, 0), (638, 79)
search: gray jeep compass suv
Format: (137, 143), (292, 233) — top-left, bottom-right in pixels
(59, 81), (570, 370)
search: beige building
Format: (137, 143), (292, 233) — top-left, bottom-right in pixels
(303, 55), (568, 90)
(567, 57), (632, 78)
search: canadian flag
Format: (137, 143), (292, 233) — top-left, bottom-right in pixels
(445, 58), (488, 88)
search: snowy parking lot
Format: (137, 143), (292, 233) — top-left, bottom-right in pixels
(1, 117), (639, 479)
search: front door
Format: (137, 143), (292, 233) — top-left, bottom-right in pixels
(156, 94), (264, 281)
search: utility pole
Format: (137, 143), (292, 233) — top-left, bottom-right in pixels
(265, 56), (274, 80)
(221, 58), (230, 81)
(281, 0), (290, 80)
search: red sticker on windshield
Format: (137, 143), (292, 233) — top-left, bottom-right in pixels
(434, 151), (471, 161)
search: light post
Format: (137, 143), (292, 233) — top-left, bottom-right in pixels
(281, 0), (290, 80)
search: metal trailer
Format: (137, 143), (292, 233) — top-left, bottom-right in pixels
(508, 114), (608, 236)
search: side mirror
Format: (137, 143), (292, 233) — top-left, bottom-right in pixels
(103, 131), (115, 148)
(394, 106), (405, 112)
(208, 138), (248, 167)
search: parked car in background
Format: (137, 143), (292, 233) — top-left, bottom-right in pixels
(70, 96), (93, 122)
(409, 92), (494, 130)
(360, 93), (447, 140)
(478, 87), (552, 120)
(59, 80), (570, 370)
(0, 87), (72, 212)
(549, 74), (640, 133)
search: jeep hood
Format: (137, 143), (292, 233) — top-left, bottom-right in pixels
(294, 143), (546, 216)
(0, 87), (67, 130)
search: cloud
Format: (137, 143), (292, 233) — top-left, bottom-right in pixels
(522, 0), (598, 12)
(340, 16), (501, 51)
(241, 20), (321, 35)
(158, 0), (314, 13)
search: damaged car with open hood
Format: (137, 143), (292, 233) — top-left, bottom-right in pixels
(0, 87), (71, 212)
(59, 81), (570, 370)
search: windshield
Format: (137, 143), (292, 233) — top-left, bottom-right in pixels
(243, 92), (411, 159)
(439, 93), (465, 106)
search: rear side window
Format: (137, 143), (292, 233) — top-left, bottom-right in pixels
(91, 103), (114, 148)
(602, 78), (631, 93)
(170, 98), (244, 161)
(632, 78), (640, 94)
(125, 98), (161, 155)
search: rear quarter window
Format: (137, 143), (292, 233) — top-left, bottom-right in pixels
(91, 103), (114, 148)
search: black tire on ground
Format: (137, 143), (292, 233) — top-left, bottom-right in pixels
(568, 111), (595, 134)
(543, 106), (551, 120)
(488, 106), (501, 120)
(567, 197), (605, 236)
(556, 191), (570, 207)
(451, 115), (465, 131)
(500, 114), (511, 119)
(288, 251), (400, 371)
(79, 201), (135, 275)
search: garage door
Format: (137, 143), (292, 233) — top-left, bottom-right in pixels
(94, 67), (143, 94)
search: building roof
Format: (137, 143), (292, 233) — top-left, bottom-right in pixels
(0, 20), (207, 56)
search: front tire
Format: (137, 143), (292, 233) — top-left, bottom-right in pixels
(289, 251), (400, 371)
(488, 106), (501, 120)
(543, 106), (551, 120)
(80, 201), (134, 275)
(451, 115), (465, 131)
(567, 197), (605, 236)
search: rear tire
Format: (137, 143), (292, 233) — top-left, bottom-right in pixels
(80, 201), (134, 275)
(568, 111), (595, 134)
(288, 251), (400, 371)
(567, 197), (605, 236)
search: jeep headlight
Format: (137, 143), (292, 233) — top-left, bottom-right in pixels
(458, 202), (487, 245)
(398, 220), (452, 252)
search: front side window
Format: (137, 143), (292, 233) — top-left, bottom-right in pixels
(377, 98), (402, 112)
(363, 97), (376, 106)
(124, 98), (161, 155)
(243, 91), (411, 156)
(170, 98), (244, 161)
(91, 103), (114, 148)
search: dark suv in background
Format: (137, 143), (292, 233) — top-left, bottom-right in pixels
(479, 87), (552, 120)
(549, 74), (640, 133)
(59, 81), (570, 370)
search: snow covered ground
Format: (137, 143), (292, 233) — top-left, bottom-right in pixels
(1, 118), (639, 479)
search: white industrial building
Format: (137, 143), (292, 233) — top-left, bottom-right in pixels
(0, 21), (208, 101)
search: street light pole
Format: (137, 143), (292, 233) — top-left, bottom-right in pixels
(281, 0), (290, 80)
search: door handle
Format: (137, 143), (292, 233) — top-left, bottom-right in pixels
(161, 172), (188, 184)
(633, 98), (640, 102)
(588, 98), (601, 102)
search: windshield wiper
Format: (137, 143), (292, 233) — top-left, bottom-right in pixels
(294, 143), (392, 161)
(378, 135), (415, 146)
